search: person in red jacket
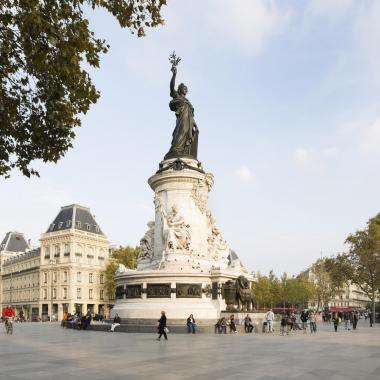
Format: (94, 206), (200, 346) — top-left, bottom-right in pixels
(2, 305), (16, 319)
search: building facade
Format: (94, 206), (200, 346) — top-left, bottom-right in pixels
(0, 204), (112, 321)
(327, 283), (372, 309)
(1, 249), (40, 319)
(0, 232), (31, 311)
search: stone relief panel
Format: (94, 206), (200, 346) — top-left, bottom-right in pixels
(207, 223), (230, 269)
(162, 205), (191, 252)
(146, 283), (171, 298)
(125, 284), (142, 299)
(137, 221), (155, 262)
(207, 226), (228, 259)
(191, 173), (213, 209)
(176, 283), (202, 298)
(191, 181), (208, 214)
(191, 173), (216, 228)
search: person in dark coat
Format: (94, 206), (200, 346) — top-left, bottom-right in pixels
(352, 311), (358, 330)
(332, 313), (339, 332)
(369, 312), (374, 327)
(229, 314), (237, 333)
(300, 310), (308, 334)
(157, 311), (168, 341)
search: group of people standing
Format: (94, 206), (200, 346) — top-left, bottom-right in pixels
(331, 311), (359, 332)
(264, 309), (317, 335)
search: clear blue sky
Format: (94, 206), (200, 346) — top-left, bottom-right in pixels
(1, 0), (379, 275)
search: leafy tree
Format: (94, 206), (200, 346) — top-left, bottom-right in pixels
(252, 274), (272, 309)
(252, 271), (315, 310)
(309, 258), (345, 308)
(104, 245), (140, 299)
(344, 213), (380, 322)
(268, 270), (281, 306)
(111, 245), (140, 269)
(104, 260), (118, 300)
(0, 0), (166, 177)
(293, 274), (315, 308)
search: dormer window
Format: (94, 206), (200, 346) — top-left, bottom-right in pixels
(86, 224), (91, 231)
(76, 221), (81, 228)
(50, 223), (55, 230)
(58, 222), (63, 228)
(66, 220), (71, 227)
(95, 226), (99, 232)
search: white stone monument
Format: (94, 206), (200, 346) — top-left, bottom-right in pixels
(112, 54), (251, 322)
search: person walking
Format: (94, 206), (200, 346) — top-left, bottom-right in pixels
(309, 311), (317, 334)
(369, 312), (374, 327)
(187, 314), (196, 334)
(300, 310), (308, 334)
(265, 309), (275, 333)
(343, 312), (351, 331)
(286, 313), (293, 334)
(352, 311), (358, 330)
(280, 314), (287, 336)
(332, 313), (339, 332)
(84, 310), (92, 330)
(157, 311), (168, 341)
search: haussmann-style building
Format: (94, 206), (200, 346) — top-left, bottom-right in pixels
(0, 204), (112, 321)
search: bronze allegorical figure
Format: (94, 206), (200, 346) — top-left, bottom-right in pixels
(164, 52), (199, 160)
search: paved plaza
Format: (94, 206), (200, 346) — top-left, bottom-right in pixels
(0, 322), (379, 380)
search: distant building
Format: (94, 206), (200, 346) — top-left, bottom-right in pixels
(326, 283), (372, 309)
(1, 248), (40, 319)
(0, 232), (31, 311)
(306, 265), (374, 310)
(0, 204), (112, 320)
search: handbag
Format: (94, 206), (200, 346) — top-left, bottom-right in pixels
(164, 327), (169, 333)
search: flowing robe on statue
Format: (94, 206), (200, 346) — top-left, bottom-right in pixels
(165, 92), (198, 159)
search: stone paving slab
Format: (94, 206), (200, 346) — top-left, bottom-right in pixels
(0, 322), (379, 380)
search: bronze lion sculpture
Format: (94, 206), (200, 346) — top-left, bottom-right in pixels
(235, 276), (254, 312)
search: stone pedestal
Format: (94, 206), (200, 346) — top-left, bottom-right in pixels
(112, 157), (251, 322)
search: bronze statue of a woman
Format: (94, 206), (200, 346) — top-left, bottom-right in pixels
(164, 53), (199, 160)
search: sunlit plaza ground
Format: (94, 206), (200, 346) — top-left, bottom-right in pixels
(0, 321), (379, 380)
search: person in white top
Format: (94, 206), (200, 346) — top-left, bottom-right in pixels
(265, 309), (275, 333)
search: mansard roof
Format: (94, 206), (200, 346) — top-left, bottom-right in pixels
(3, 248), (40, 267)
(0, 232), (30, 253)
(46, 204), (104, 236)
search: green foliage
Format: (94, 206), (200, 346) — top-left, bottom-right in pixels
(0, 0), (166, 177)
(111, 245), (140, 269)
(344, 213), (380, 311)
(104, 260), (118, 300)
(104, 245), (140, 299)
(252, 270), (315, 309)
(309, 257), (347, 308)
(252, 274), (272, 308)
